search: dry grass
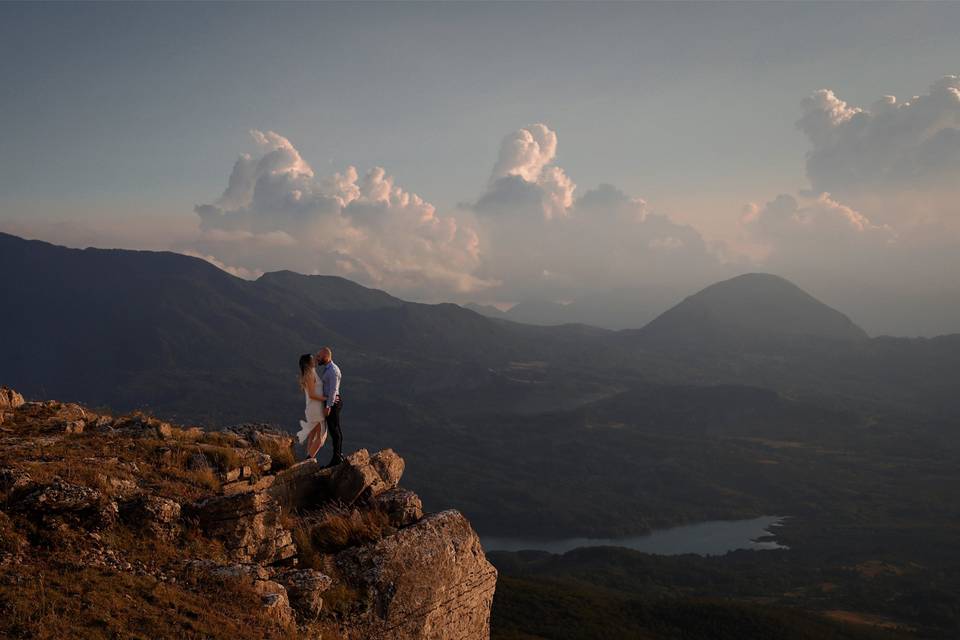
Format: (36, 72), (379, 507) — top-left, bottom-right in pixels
(295, 504), (393, 557)
(195, 444), (243, 473)
(320, 582), (364, 617)
(254, 438), (295, 472)
(0, 402), (309, 640)
(0, 564), (298, 640)
(0, 512), (25, 557)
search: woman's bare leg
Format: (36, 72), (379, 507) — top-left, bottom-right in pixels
(306, 422), (324, 459)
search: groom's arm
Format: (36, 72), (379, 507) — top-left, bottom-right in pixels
(324, 366), (341, 409)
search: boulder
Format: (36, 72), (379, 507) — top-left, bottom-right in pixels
(334, 510), (497, 640)
(222, 474), (276, 497)
(267, 449), (407, 513)
(191, 491), (295, 564)
(110, 413), (172, 439)
(328, 449), (406, 506)
(121, 495), (181, 540)
(260, 589), (296, 628)
(40, 403), (89, 434)
(13, 478), (118, 531)
(276, 568), (332, 618)
(371, 487), (423, 527)
(0, 388), (24, 410)
(267, 459), (334, 513)
(370, 449), (405, 488)
(330, 450), (388, 505)
(223, 423), (295, 452)
(0, 468), (33, 499)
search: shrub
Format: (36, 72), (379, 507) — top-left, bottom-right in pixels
(255, 438), (295, 472)
(299, 504), (393, 554)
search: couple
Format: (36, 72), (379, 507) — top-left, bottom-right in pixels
(296, 346), (344, 468)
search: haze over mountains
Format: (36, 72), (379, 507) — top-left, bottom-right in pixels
(3, 231), (960, 535)
(7, 230), (960, 634)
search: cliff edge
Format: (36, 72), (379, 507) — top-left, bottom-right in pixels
(0, 387), (496, 639)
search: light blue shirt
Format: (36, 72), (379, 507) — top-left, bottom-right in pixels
(318, 361), (341, 409)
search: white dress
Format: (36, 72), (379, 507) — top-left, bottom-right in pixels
(297, 374), (328, 447)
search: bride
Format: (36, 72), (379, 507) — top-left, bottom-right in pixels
(296, 353), (329, 459)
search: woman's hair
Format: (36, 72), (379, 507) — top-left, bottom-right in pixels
(298, 353), (315, 389)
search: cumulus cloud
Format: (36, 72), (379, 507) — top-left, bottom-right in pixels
(742, 192), (896, 273)
(193, 130), (494, 298)
(191, 124), (722, 305)
(479, 124), (575, 219)
(469, 125), (721, 300)
(798, 75), (960, 230)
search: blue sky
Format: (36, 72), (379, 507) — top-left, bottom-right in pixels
(2, 2), (960, 334)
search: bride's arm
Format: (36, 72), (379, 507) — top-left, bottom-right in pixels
(306, 373), (327, 403)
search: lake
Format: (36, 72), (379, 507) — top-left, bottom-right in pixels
(482, 515), (788, 556)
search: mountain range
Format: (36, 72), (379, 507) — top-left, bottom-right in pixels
(3, 231), (960, 536)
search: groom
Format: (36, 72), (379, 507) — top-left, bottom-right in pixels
(316, 346), (344, 467)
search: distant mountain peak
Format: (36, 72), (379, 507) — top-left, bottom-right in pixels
(256, 269), (403, 311)
(639, 272), (868, 343)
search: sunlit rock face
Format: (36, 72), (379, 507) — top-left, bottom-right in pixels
(0, 390), (496, 639)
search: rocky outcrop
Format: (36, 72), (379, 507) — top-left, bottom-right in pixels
(371, 487), (424, 527)
(335, 510), (498, 640)
(0, 387), (24, 411)
(12, 477), (119, 531)
(277, 568), (333, 618)
(0, 389), (497, 639)
(191, 490), (296, 564)
(120, 494), (182, 540)
(267, 447), (405, 512)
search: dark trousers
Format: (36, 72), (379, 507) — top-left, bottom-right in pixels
(326, 397), (343, 461)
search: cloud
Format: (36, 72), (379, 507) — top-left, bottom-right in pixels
(191, 124), (722, 304)
(729, 74), (960, 335)
(479, 123), (575, 219)
(742, 192), (896, 272)
(180, 251), (264, 280)
(194, 130), (494, 298)
(469, 126), (721, 300)
(798, 75), (960, 229)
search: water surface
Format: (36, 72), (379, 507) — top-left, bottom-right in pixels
(483, 515), (788, 555)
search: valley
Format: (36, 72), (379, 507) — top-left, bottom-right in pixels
(3, 231), (960, 637)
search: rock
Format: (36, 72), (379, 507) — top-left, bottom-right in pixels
(260, 589), (296, 628)
(193, 561), (295, 629)
(111, 413), (172, 439)
(222, 474), (275, 497)
(0, 388), (24, 410)
(190, 491), (295, 564)
(370, 449), (405, 488)
(335, 510), (497, 640)
(39, 403), (89, 434)
(121, 495), (181, 540)
(267, 459), (334, 513)
(267, 449), (406, 513)
(371, 487), (423, 527)
(276, 568), (332, 619)
(106, 477), (140, 499)
(13, 478), (118, 531)
(224, 423), (295, 452)
(330, 450), (388, 505)
(204, 562), (272, 582)
(0, 468), (33, 499)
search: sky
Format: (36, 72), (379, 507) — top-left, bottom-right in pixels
(2, 2), (960, 335)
